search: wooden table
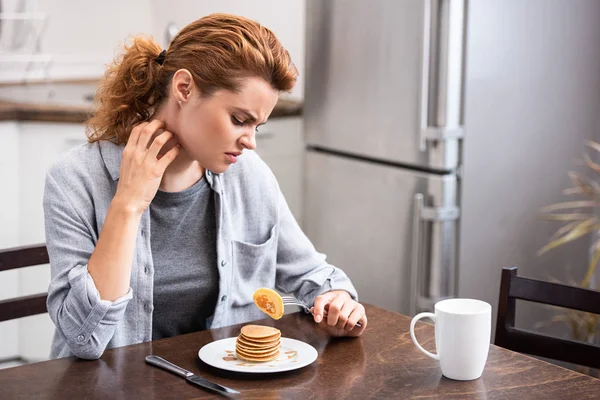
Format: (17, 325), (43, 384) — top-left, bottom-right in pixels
(1, 304), (598, 399)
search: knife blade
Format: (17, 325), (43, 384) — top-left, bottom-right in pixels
(145, 355), (239, 395)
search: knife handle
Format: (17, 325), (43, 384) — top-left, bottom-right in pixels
(145, 355), (192, 379)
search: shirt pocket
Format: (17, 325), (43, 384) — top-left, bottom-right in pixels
(230, 225), (277, 306)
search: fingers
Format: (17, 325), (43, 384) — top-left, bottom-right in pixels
(327, 296), (347, 327)
(127, 122), (148, 148)
(146, 130), (175, 160)
(155, 144), (181, 172)
(137, 119), (165, 151)
(312, 292), (368, 338)
(357, 314), (367, 330)
(312, 292), (336, 324)
(125, 120), (178, 170)
(316, 310), (367, 338)
(344, 303), (366, 331)
(312, 291), (367, 337)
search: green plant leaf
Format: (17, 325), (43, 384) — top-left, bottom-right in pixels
(586, 140), (600, 153)
(583, 154), (600, 173)
(563, 187), (584, 196)
(548, 220), (588, 242)
(543, 213), (591, 221)
(540, 201), (598, 213)
(535, 314), (570, 329)
(582, 245), (600, 288)
(591, 181), (600, 198)
(538, 141), (600, 342)
(567, 172), (598, 197)
(538, 218), (600, 255)
(553, 314), (572, 323)
(568, 171), (589, 184)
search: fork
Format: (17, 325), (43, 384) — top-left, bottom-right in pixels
(280, 295), (362, 328)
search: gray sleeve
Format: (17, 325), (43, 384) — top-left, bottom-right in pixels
(273, 180), (358, 305)
(44, 171), (133, 360)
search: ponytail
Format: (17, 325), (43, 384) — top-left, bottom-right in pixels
(86, 36), (167, 144)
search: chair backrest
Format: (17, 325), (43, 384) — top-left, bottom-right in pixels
(495, 266), (600, 369)
(0, 244), (49, 323)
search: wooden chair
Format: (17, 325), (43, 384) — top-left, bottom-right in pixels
(0, 244), (49, 322)
(495, 266), (600, 370)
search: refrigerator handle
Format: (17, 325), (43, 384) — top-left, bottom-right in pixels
(410, 194), (424, 316)
(410, 192), (461, 316)
(419, 0), (466, 151)
(418, 0), (432, 152)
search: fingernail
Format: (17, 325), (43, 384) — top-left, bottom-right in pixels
(315, 314), (322, 323)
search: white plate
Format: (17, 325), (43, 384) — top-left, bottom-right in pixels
(198, 337), (318, 373)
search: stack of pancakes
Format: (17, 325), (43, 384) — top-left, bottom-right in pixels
(235, 325), (281, 362)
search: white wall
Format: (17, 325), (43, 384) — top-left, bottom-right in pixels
(0, 0), (154, 81)
(150, 0), (306, 100)
(1, 1), (306, 98)
(38, 0), (153, 57)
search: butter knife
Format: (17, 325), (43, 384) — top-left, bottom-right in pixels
(145, 355), (239, 395)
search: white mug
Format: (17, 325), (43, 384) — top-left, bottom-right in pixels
(409, 298), (491, 381)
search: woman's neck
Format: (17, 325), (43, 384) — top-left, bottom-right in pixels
(151, 102), (206, 193)
(160, 150), (205, 192)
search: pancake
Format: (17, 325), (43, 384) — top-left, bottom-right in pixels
(253, 288), (284, 320)
(235, 344), (279, 356)
(239, 332), (280, 343)
(235, 324), (282, 363)
(237, 335), (280, 349)
(235, 340), (281, 352)
(240, 325), (281, 339)
(236, 350), (280, 362)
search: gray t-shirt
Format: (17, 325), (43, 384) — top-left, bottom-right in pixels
(150, 177), (219, 340)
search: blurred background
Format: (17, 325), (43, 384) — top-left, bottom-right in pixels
(0, 0), (599, 372)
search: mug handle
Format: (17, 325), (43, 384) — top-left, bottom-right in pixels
(410, 312), (440, 360)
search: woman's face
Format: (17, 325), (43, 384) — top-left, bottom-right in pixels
(175, 76), (279, 174)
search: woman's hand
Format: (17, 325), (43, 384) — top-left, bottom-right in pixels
(312, 290), (367, 337)
(114, 119), (180, 214)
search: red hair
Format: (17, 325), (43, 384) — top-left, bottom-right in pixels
(86, 13), (298, 144)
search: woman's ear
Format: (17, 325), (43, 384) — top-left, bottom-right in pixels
(172, 69), (194, 104)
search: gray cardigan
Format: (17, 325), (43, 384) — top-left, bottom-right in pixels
(43, 140), (358, 360)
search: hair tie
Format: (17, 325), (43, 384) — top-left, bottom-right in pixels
(155, 50), (167, 66)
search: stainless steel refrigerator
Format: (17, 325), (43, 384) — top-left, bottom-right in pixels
(303, 0), (600, 317)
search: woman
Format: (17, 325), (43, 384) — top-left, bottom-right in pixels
(44, 13), (367, 360)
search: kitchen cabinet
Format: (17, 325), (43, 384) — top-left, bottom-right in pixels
(0, 122), (22, 361)
(17, 122), (88, 361)
(254, 116), (304, 227)
(0, 121), (86, 363)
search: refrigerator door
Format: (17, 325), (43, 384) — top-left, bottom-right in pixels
(305, 0), (466, 171)
(303, 150), (459, 315)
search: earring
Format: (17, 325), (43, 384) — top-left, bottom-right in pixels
(178, 100), (182, 106)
